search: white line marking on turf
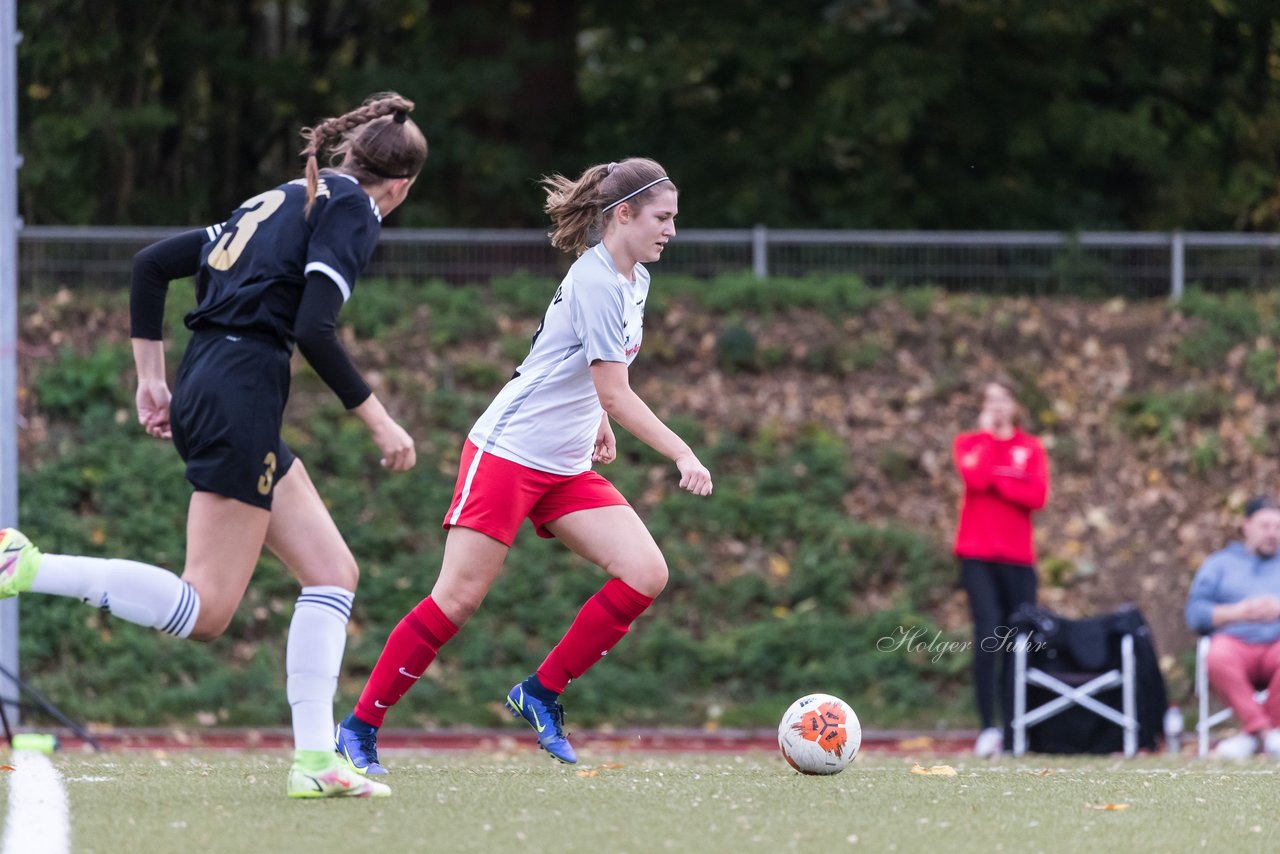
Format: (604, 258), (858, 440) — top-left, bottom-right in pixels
(2, 751), (70, 854)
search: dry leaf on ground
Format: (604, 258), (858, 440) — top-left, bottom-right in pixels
(910, 763), (957, 776)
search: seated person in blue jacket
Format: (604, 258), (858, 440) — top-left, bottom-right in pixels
(1185, 496), (1280, 759)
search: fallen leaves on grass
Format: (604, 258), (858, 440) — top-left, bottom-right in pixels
(0, 765), (12, 772)
(576, 763), (625, 778)
(910, 763), (957, 776)
(1085, 803), (1129, 811)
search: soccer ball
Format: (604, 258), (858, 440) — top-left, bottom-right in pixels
(777, 693), (861, 775)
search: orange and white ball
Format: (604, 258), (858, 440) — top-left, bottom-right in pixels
(777, 693), (861, 775)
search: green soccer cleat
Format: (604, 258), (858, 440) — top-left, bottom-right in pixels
(0, 529), (41, 600)
(287, 753), (391, 799)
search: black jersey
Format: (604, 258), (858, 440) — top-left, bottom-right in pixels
(185, 171), (381, 344)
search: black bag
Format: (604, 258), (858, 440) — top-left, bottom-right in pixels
(1006, 603), (1168, 754)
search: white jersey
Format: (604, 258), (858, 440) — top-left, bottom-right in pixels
(468, 244), (649, 474)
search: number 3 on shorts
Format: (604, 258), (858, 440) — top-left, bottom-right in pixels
(257, 451), (278, 496)
(208, 189), (286, 271)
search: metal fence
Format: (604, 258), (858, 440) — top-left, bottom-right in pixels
(17, 226), (1280, 298)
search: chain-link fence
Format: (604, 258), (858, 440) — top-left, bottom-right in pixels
(18, 226), (1280, 298)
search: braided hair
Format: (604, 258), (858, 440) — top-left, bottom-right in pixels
(299, 92), (428, 216)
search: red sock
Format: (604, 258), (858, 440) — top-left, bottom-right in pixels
(354, 596), (458, 727)
(537, 579), (654, 693)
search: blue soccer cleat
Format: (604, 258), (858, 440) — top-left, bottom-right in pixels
(506, 683), (577, 764)
(334, 720), (388, 776)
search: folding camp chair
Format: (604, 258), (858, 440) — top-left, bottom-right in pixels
(1012, 631), (1138, 758)
(1195, 634), (1269, 758)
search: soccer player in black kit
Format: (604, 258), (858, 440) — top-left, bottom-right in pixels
(0, 92), (425, 799)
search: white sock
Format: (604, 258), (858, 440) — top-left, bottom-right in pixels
(287, 586), (354, 753)
(31, 554), (200, 638)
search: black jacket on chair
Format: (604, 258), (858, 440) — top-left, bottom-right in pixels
(1007, 604), (1168, 754)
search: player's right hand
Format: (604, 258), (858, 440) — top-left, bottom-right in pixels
(136, 380), (172, 439)
(372, 419), (416, 472)
(676, 453), (713, 497)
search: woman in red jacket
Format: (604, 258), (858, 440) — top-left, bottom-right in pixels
(952, 381), (1049, 757)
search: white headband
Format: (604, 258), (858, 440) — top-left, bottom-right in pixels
(602, 176), (671, 213)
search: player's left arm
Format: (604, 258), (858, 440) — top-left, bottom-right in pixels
(294, 273), (374, 410)
(294, 274), (415, 472)
(299, 193), (414, 470)
(591, 361), (711, 495)
(571, 275), (709, 493)
(990, 440), (1049, 510)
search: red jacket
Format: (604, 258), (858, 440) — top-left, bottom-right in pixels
(952, 430), (1049, 565)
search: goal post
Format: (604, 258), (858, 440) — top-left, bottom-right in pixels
(1, 0), (22, 724)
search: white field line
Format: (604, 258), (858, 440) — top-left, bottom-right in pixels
(2, 751), (70, 854)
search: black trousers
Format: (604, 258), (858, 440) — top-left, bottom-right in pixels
(960, 559), (1038, 730)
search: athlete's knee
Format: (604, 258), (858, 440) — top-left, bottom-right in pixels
(615, 555), (668, 599)
(189, 609), (234, 642)
(431, 587), (483, 626)
(435, 591), (483, 624)
(295, 543), (360, 591)
(325, 554), (360, 591)
(179, 577), (230, 641)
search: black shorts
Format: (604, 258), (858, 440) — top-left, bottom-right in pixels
(170, 329), (296, 510)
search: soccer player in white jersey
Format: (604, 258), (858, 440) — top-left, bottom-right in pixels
(336, 157), (712, 769)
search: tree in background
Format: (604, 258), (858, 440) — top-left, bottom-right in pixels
(583, 0), (1280, 230)
(18, 0), (583, 226)
(17, 0), (1280, 230)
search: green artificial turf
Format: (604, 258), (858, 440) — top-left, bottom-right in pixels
(5, 749), (1280, 853)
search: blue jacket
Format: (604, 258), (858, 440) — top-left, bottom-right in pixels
(1185, 542), (1280, 644)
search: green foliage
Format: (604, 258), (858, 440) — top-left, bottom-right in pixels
(897, 286), (942, 321)
(341, 279), (423, 338)
(716, 325), (758, 374)
(1189, 431), (1224, 478)
(875, 447), (917, 484)
(664, 273), (882, 316)
(1041, 556), (1077, 588)
(32, 342), (132, 421)
(847, 339), (885, 370)
(423, 281), (498, 346)
(1175, 288), (1265, 367)
(1243, 347), (1280, 399)
(1116, 386), (1228, 442)
(452, 357), (506, 391)
(489, 273), (559, 317)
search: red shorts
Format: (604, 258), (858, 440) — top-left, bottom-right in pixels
(442, 440), (630, 546)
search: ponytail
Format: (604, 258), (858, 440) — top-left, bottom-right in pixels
(541, 157), (675, 255)
(541, 163), (613, 255)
